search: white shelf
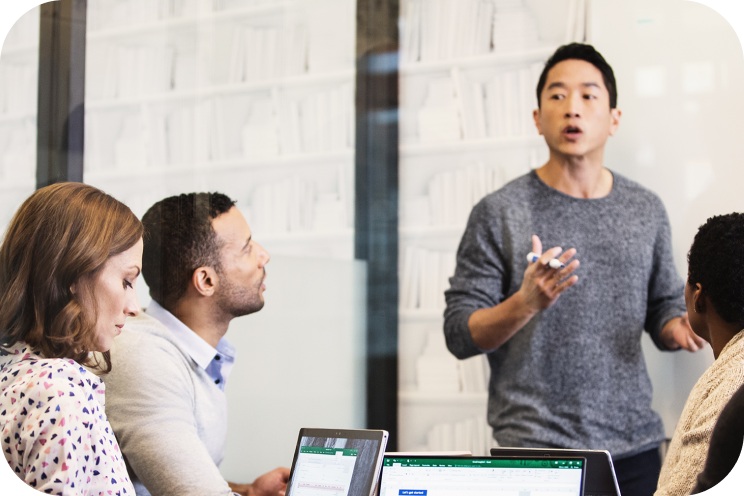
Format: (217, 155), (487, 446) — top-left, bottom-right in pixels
(0, 43), (38, 59)
(85, 149), (354, 183)
(207, 2), (296, 23)
(88, 15), (198, 40)
(399, 308), (443, 323)
(400, 224), (463, 240)
(260, 230), (355, 261)
(0, 111), (37, 124)
(87, 1), (295, 41)
(399, 390), (487, 406)
(261, 228), (353, 244)
(85, 69), (355, 110)
(400, 46), (555, 75)
(400, 135), (544, 157)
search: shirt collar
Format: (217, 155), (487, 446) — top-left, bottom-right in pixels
(145, 300), (236, 381)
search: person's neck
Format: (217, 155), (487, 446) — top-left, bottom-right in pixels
(707, 317), (742, 360)
(536, 155), (613, 199)
(170, 299), (229, 349)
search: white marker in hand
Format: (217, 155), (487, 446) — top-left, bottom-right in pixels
(526, 252), (565, 269)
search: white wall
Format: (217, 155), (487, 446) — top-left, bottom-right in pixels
(588, 0), (744, 436)
(220, 255), (367, 482)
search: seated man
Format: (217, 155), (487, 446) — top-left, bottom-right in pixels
(105, 192), (289, 496)
(655, 212), (744, 496)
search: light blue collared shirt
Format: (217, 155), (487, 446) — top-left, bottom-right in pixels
(145, 300), (236, 391)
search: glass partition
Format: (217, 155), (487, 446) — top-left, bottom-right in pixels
(82, 0), (363, 480)
(396, 0), (580, 453)
(0, 6), (38, 231)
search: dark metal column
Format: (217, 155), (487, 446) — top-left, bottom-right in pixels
(37, 0), (86, 188)
(355, 0), (400, 449)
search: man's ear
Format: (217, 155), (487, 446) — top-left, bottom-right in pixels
(533, 108), (543, 135)
(692, 282), (705, 314)
(608, 107), (622, 136)
(192, 266), (218, 297)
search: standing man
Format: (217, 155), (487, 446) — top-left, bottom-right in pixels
(104, 192), (289, 496)
(443, 43), (705, 496)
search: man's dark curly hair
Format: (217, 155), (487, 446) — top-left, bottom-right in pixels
(141, 192), (236, 310)
(536, 42), (618, 109)
(687, 212), (744, 327)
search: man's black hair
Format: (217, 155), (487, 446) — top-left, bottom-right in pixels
(535, 42), (618, 109)
(141, 192), (236, 310)
(688, 212), (744, 327)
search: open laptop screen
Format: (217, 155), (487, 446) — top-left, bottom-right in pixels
(286, 428), (389, 496)
(378, 455), (585, 496)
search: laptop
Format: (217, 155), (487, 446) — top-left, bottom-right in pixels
(491, 447), (621, 496)
(285, 427), (389, 496)
(378, 454), (586, 496)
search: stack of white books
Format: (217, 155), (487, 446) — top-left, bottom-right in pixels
(0, 63), (36, 115)
(276, 83), (353, 155)
(400, 246), (456, 310)
(119, 44), (176, 98)
(417, 78), (460, 144)
(87, 43), (177, 100)
(491, 0), (541, 52)
(113, 112), (152, 170)
(108, 104), (210, 171)
(249, 176), (316, 235)
(402, 0), (497, 64)
(228, 23), (308, 83)
(415, 331), (461, 393)
(1, 120), (35, 183)
(425, 416), (492, 455)
(312, 192), (348, 232)
(452, 62), (543, 140)
(242, 98), (280, 160)
(247, 170), (350, 235)
(459, 355), (489, 393)
(400, 162), (504, 228)
(427, 161), (505, 226)
(88, 0), (195, 32)
(414, 333), (489, 394)
(165, 105), (197, 166)
(194, 99), (227, 163)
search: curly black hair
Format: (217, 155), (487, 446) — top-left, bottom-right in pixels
(687, 212), (744, 326)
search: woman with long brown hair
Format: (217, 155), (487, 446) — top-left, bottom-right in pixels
(0, 182), (142, 495)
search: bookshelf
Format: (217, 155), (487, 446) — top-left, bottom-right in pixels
(83, 0), (356, 259)
(81, 0), (363, 479)
(396, 0), (583, 453)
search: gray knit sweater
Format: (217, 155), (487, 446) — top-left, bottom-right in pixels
(104, 312), (233, 496)
(444, 170), (685, 458)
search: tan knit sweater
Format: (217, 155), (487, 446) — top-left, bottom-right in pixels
(655, 330), (744, 496)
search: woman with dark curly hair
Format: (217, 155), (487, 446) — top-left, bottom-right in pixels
(656, 212), (744, 496)
(0, 182), (142, 495)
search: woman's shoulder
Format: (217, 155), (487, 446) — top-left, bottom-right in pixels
(1, 344), (104, 407)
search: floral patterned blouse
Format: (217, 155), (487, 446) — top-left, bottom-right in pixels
(0, 343), (134, 495)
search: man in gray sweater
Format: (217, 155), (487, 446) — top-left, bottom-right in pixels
(444, 43), (705, 496)
(104, 192), (289, 496)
